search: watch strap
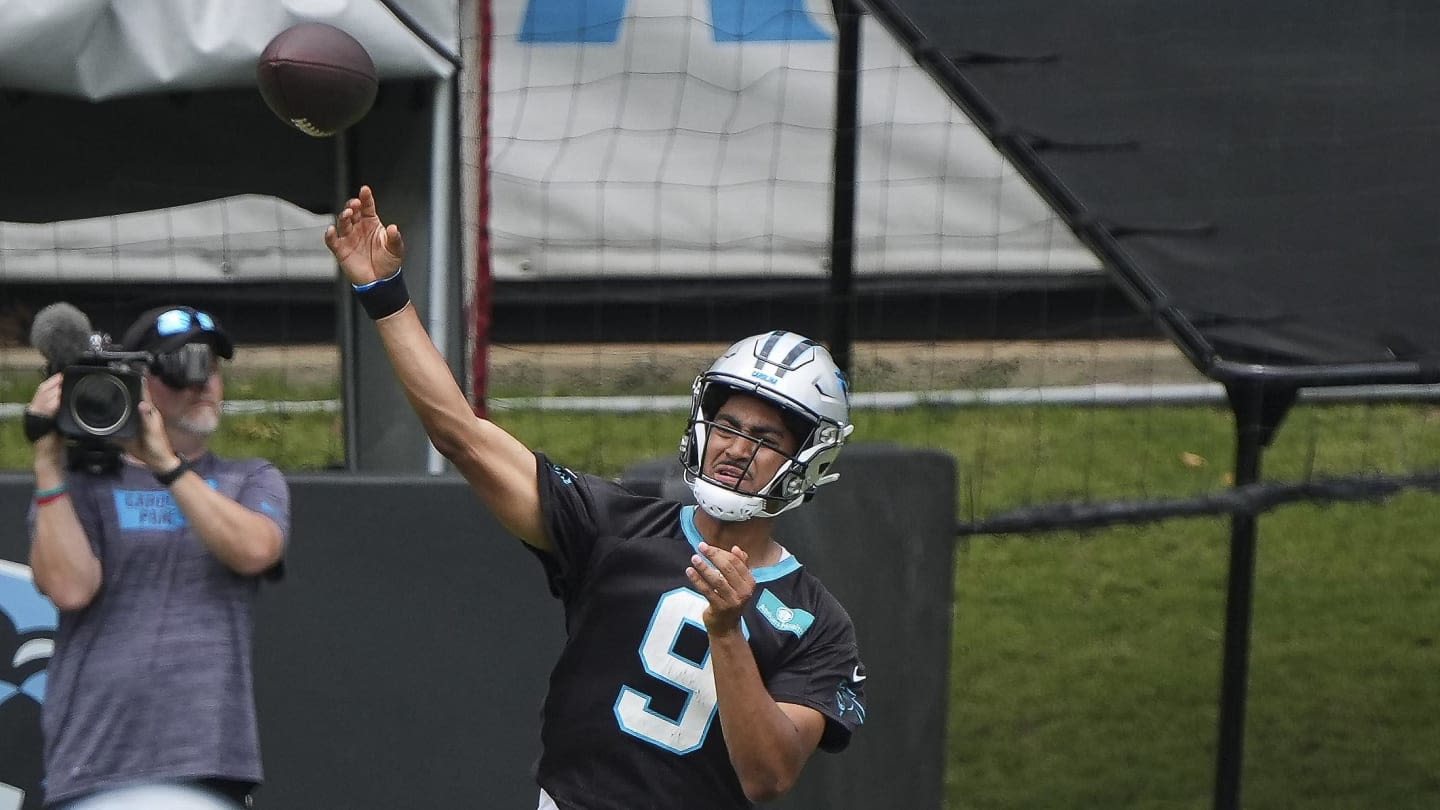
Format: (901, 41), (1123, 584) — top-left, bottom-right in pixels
(154, 455), (195, 487)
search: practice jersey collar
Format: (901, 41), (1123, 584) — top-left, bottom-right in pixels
(680, 505), (801, 582)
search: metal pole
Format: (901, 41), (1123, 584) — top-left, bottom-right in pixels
(426, 76), (456, 475)
(827, 0), (860, 375)
(335, 130), (359, 472)
(1213, 383), (1294, 810)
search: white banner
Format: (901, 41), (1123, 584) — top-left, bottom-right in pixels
(0, 0), (457, 99)
(0, 196), (334, 283)
(488, 0), (1100, 280)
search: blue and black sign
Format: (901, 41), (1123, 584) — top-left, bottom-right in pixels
(0, 560), (56, 810)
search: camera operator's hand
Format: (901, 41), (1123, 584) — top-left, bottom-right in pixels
(119, 378), (179, 471)
(26, 374), (65, 469)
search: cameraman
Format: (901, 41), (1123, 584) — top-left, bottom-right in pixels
(23, 306), (289, 810)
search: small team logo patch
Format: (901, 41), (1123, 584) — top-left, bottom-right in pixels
(756, 590), (813, 637)
(836, 682), (866, 724)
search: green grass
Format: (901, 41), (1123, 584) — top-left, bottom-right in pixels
(4, 374), (1440, 807)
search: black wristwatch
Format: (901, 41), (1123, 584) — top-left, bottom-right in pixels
(154, 455), (195, 487)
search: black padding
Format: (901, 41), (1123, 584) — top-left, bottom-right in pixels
(858, 0), (1440, 373)
(0, 449), (956, 810)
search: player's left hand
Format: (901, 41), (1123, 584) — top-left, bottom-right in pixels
(687, 542), (755, 633)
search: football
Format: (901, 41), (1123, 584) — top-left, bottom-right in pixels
(256, 22), (378, 137)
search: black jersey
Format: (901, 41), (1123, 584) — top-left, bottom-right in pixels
(528, 454), (868, 810)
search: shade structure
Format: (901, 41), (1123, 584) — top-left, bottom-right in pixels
(853, 0), (1440, 385)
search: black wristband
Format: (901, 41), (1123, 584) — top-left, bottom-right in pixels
(23, 410), (57, 443)
(154, 455), (195, 487)
(353, 268), (410, 320)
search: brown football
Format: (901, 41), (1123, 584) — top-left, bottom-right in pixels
(256, 23), (377, 137)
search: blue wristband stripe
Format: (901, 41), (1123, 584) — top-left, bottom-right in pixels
(352, 267), (411, 319)
(353, 267), (403, 292)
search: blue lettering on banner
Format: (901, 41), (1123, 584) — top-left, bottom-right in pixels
(519, 0), (829, 43)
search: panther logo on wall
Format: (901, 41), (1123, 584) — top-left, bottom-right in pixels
(0, 559), (57, 810)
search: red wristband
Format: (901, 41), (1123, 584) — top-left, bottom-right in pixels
(34, 484), (69, 507)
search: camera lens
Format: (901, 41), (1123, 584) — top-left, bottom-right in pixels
(70, 373), (132, 436)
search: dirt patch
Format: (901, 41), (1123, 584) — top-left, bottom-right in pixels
(0, 339), (1207, 393)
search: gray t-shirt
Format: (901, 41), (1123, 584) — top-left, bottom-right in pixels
(27, 453), (290, 805)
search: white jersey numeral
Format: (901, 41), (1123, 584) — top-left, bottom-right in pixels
(614, 587), (746, 753)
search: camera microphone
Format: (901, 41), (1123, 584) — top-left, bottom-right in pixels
(29, 302), (95, 377)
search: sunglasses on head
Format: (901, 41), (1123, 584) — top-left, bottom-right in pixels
(155, 308), (216, 337)
(151, 309), (219, 389)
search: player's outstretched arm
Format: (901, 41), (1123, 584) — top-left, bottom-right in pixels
(326, 186), (550, 550)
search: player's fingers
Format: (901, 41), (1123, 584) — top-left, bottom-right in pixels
(690, 553), (729, 588)
(685, 566), (716, 595)
(698, 542), (747, 582)
(732, 545), (749, 564)
(387, 224), (406, 258)
(697, 541), (731, 562)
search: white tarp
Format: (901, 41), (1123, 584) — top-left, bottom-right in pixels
(0, 0), (458, 99)
(0, 0), (1100, 285)
(0, 195), (335, 283)
(487, 0), (1100, 280)
(0, 0), (457, 284)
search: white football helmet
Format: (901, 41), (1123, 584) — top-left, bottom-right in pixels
(680, 331), (854, 521)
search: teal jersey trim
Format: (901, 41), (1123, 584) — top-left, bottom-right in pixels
(679, 505), (802, 582)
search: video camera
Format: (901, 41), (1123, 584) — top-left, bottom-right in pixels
(29, 303), (227, 471)
(54, 332), (152, 444)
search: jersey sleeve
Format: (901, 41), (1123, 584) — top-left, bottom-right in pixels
(767, 617), (868, 752)
(532, 452), (675, 601)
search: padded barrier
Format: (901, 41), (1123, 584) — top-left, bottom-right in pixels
(0, 443), (954, 809)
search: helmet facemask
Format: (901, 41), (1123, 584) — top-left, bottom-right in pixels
(680, 331), (854, 521)
(682, 404), (801, 520)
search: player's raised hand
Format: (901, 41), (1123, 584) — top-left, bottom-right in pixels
(687, 542), (756, 633)
(325, 185), (405, 286)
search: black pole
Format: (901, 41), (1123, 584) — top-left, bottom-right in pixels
(827, 0), (860, 375)
(1212, 382), (1296, 810)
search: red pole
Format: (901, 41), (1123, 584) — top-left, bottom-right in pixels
(469, 0), (495, 418)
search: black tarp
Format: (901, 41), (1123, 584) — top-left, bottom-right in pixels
(854, 0), (1440, 382)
